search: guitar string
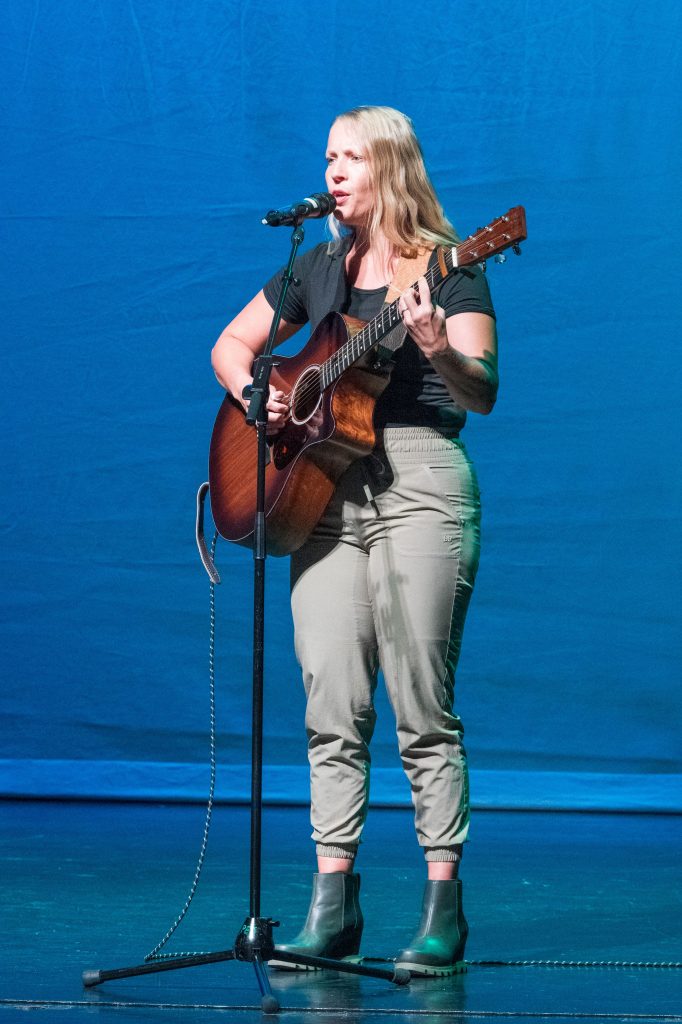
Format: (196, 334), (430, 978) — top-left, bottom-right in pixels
(275, 276), (432, 421)
(271, 222), (516, 421)
(276, 246), (473, 420)
(290, 240), (480, 409)
(276, 260), (447, 419)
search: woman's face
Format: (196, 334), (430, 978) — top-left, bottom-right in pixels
(325, 120), (373, 229)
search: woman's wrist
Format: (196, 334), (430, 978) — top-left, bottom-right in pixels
(427, 334), (458, 362)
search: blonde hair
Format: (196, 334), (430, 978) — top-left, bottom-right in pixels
(327, 105), (459, 255)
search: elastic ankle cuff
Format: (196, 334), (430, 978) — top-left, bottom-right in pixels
(316, 844), (358, 861)
(424, 845), (463, 863)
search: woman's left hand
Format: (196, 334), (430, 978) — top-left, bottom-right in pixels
(398, 276), (449, 359)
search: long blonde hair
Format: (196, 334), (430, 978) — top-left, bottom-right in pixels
(327, 105), (459, 255)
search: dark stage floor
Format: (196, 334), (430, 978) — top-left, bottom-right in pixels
(1, 801), (680, 1022)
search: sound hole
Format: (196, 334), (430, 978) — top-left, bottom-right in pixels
(291, 366), (322, 424)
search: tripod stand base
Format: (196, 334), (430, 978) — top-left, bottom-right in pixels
(82, 916), (410, 1014)
(83, 943), (280, 1014)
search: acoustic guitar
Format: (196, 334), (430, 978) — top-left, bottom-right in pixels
(209, 206), (526, 555)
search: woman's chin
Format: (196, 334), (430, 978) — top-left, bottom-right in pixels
(333, 210), (363, 230)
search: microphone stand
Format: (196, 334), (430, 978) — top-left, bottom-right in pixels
(82, 217), (410, 1014)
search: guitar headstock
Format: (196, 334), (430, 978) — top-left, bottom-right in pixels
(452, 206), (527, 269)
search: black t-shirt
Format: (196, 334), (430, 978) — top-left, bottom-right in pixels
(263, 238), (495, 438)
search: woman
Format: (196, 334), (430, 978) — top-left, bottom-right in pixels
(211, 106), (497, 976)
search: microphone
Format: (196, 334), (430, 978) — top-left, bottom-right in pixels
(262, 192), (337, 227)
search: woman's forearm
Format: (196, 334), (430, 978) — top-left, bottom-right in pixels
(211, 331), (256, 410)
(429, 345), (498, 415)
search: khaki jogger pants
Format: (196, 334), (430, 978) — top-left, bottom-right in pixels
(290, 427), (481, 862)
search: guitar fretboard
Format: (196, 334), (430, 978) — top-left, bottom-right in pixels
(319, 249), (455, 391)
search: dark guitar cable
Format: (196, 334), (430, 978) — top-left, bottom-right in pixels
(143, 530), (220, 962)
(357, 956), (682, 970)
(466, 958), (682, 969)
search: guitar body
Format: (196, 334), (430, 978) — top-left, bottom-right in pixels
(209, 311), (389, 556)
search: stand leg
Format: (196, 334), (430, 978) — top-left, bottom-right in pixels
(82, 949), (236, 987)
(269, 949), (410, 985)
(253, 954), (280, 1014)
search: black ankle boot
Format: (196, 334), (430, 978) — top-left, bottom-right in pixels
(269, 871), (363, 971)
(396, 879), (468, 976)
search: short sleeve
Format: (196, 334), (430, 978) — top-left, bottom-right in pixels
(437, 262), (496, 321)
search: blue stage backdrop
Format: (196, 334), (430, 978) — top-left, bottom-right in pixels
(1, 1), (680, 811)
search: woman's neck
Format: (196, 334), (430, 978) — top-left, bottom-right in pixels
(346, 230), (397, 289)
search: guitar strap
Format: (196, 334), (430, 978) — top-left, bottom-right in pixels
(385, 246), (433, 304)
(196, 481), (220, 582)
(373, 246), (433, 367)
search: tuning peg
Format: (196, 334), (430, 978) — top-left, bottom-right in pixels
(512, 244), (522, 255)
(494, 253), (507, 264)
